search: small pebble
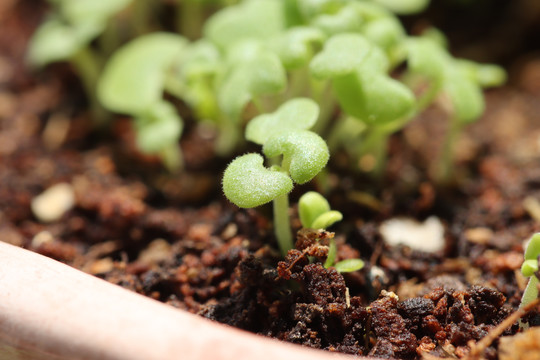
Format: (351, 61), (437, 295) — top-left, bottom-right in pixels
(31, 230), (55, 248)
(379, 216), (445, 253)
(31, 183), (75, 223)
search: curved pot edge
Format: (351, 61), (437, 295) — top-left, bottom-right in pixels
(0, 241), (374, 360)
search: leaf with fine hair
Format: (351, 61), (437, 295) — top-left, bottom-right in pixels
(222, 153), (293, 208)
(263, 130), (329, 184)
(98, 33), (187, 115)
(246, 98), (319, 145)
(310, 33), (372, 79)
(204, 0), (286, 50)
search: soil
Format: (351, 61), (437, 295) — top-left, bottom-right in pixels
(2, 1), (540, 359)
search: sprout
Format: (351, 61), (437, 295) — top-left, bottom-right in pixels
(519, 233), (540, 329)
(298, 191), (363, 273)
(98, 33), (187, 171)
(223, 99), (329, 256)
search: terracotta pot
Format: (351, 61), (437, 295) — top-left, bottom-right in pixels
(0, 241), (365, 360)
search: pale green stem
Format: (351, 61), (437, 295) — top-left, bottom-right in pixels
(215, 116), (241, 156)
(178, 0), (204, 40)
(70, 47), (108, 125)
(437, 117), (462, 184)
(519, 276), (539, 329)
(159, 143), (184, 173)
(416, 80), (442, 112)
(273, 193), (293, 257)
(357, 127), (389, 178)
(312, 82), (336, 135)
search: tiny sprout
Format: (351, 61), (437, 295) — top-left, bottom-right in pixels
(298, 192), (364, 273)
(223, 100), (329, 256)
(519, 233), (540, 325)
(372, 0), (430, 15)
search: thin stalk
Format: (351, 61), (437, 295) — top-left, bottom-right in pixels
(311, 81), (336, 135)
(437, 117), (462, 184)
(177, 0), (204, 40)
(70, 47), (108, 125)
(273, 193), (293, 257)
(357, 127), (388, 178)
(159, 143), (184, 173)
(215, 116), (241, 156)
(518, 275), (539, 330)
(132, 0), (152, 35)
(416, 80), (442, 112)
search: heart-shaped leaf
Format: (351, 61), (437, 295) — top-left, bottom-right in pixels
(204, 0), (286, 50)
(310, 33), (372, 79)
(134, 101), (183, 154)
(98, 33), (187, 114)
(407, 37), (450, 82)
(362, 17), (405, 64)
(333, 71), (415, 125)
(223, 153), (293, 208)
(263, 130), (329, 184)
(246, 98), (319, 145)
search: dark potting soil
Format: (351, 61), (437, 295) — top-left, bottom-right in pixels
(2, 1), (540, 359)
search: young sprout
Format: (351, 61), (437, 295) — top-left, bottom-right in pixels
(223, 98), (329, 256)
(519, 233), (540, 329)
(311, 33), (415, 175)
(27, 0), (133, 122)
(406, 36), (506, 182)
(98, 33), (187, 171)
(298, 191), (364, 273)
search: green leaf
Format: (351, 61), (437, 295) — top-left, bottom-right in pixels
(298, 191), (331, 228)
(457, 60), (506, 89)
(372, 0), (430, 15)
(443, 67), (484, 123)
(310, 33), (372, 79)
(312, 211), (343, 230)
(178, 40), (221, 81)
(335, 258), (365, 273)
(273, 26), (326, 70)
(296, 0), (346, 19)
(522, 259), (539, 278)
(27, 17), (103, 66)
(98, 33), (187, 114)
(218, 45), (287, 121)
(311, 4), (363, 35)
(407, 37), (450, 82)
(358, 43), (390, 73)
(263, 130), (329, 184)
(61, 0), (132, 24)
(333, 71), (415, 125)
(204, 0), (286, 50)
(246, 98), (319, 145)
(222, 153), (293, 208)
(133, 101), (183, 154)
(362, 17), (405, 65)
(524, 233), (540, 261)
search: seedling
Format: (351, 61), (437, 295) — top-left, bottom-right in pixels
(27, 0), (133, 122)
(519, 233), (540, 329)
(223, 99), (329, 256)
(406, 36), (506, 182)
(298, 191), (364, 273)
(97, 33), (187, 171)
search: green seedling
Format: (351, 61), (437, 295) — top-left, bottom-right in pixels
(371, 0), (430, 15)
(98, 33), (187, 171)
(311, 33), (415, 175)
(28, 0), (133, 122)
(223, 99), (328, 256)
(406, 36), (506, 182)
(298, 191), (364, 273)
(519, 233), (540, 329)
